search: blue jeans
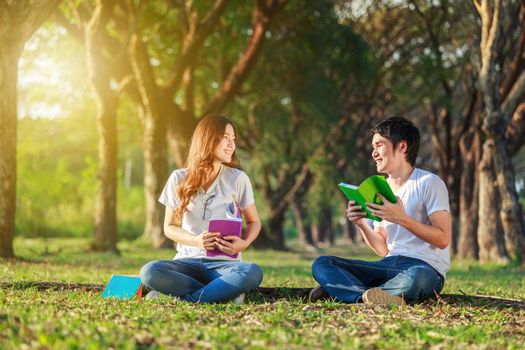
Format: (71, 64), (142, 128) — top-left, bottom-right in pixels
(311, 255), (444, 303)
(140, 258), (263, 303)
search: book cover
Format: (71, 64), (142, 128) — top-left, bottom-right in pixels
(338, 175), (397, 222)
(101, 275), (143, 300)
(206, 215), (243, 259)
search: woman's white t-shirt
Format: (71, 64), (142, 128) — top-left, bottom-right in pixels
(374, 168), (451, 277)
(158, 165), (255, 260)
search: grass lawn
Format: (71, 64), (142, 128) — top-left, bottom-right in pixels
(1, 238), (524, 349)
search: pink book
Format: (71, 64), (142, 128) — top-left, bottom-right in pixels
(206, 217), (243, 259)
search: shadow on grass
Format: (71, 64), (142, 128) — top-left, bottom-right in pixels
(252, 287), (525, 310)
(0, 281), (105, 292)
(429, 293), (525, 310)
(1, 282), (523, 311)
(2, 253), (148, 271)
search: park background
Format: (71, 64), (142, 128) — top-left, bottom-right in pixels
(1, 0), (525, 349)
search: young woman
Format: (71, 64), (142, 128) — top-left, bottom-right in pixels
(140, 114), (263, 303)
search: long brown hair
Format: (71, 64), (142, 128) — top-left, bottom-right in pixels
(175, 114), (238, 222)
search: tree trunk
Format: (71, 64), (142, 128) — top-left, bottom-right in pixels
(86, 0), (118, 253)
(447, 156), (461, 256)
(91, 94), (118, 252)
(312, 207), (333, 247)
(338, 198), (357, 243)
(129, 35), (171, 248)
(341, 217), (357, 243)
(166, 108), (197, 168)
(477, 140), (509, 263)
(290, 200), (314, 246)
(0, 0), (61, 258)
(457, 127), (480, 259)
(492, 139), (525, 262)
(0, 48), (20, 259)
(142, 108), (170, 248)
(326, 208), (334, 246)
(457, 157), (479, 260)
(253, 209), (287, 250)
(324, 207), (334, 246)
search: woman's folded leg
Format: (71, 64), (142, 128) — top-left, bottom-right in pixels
(185, 261), (263, 303)
(140, 259), (206, 297)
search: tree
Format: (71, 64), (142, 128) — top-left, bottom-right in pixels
(126, 0), (287, 247)
(85, 0), (121, 252)
(55, 0), (136, 252)
(229, 0), (373, 249)
(475, 0), (525, 262)
(0, 0), (61, 258)
(407, 0), (475, 255)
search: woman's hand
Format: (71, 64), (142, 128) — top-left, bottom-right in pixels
(196, 231), (221, 250)
(346, 200), (368, 224)
(215, 235), (248, 255)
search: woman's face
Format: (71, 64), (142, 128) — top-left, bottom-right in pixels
(213, 123), (236, 163)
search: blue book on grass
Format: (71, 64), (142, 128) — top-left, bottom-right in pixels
(101, 275), (143, 299)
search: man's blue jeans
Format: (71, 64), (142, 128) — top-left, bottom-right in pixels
(140, 258), (263, 303)
(311, 255), (444, 303)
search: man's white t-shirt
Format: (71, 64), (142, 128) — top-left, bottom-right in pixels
(158, 165), (255, 260)
(374, 168), (450, 277)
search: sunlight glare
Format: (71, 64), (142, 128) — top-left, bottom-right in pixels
(18, 25), (89, 119)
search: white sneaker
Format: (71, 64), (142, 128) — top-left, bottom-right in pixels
(232, 293), (245, 305)
(145, 290), (163, 300)
(145, 290), (178, 301)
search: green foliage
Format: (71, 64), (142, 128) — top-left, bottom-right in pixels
(1, 238), (524, 349)
(135, 0), (254, 115)
(16, 103), (145, 240)
(230, 1), (375, 225)
(307, 156), (339, 219)
(117, 186), (146, 240)
(16, 108), (141, 241)
(17, 116), (96, 237)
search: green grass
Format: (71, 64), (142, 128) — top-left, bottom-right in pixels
(1, 238), (524, 349)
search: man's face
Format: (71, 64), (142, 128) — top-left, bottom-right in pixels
(371, 133), (406, 173)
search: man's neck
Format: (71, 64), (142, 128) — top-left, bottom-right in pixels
(386, 163), (415, 190)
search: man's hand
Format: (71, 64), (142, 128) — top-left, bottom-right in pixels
(215, 235), (248, 255)
(346, 200), (368, 224)
(367, 194), (406, 224)
(196, 232), (221, 250)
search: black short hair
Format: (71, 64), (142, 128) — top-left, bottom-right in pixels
(370, 117), (420, 166)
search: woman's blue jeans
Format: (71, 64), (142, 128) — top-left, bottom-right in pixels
(311, 255), (444, 303)
(140, 258), (263, 303)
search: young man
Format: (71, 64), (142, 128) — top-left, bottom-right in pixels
(310, 117), (451, 305)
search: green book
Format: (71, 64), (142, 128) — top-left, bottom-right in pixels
(338, 175), (397, 222)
